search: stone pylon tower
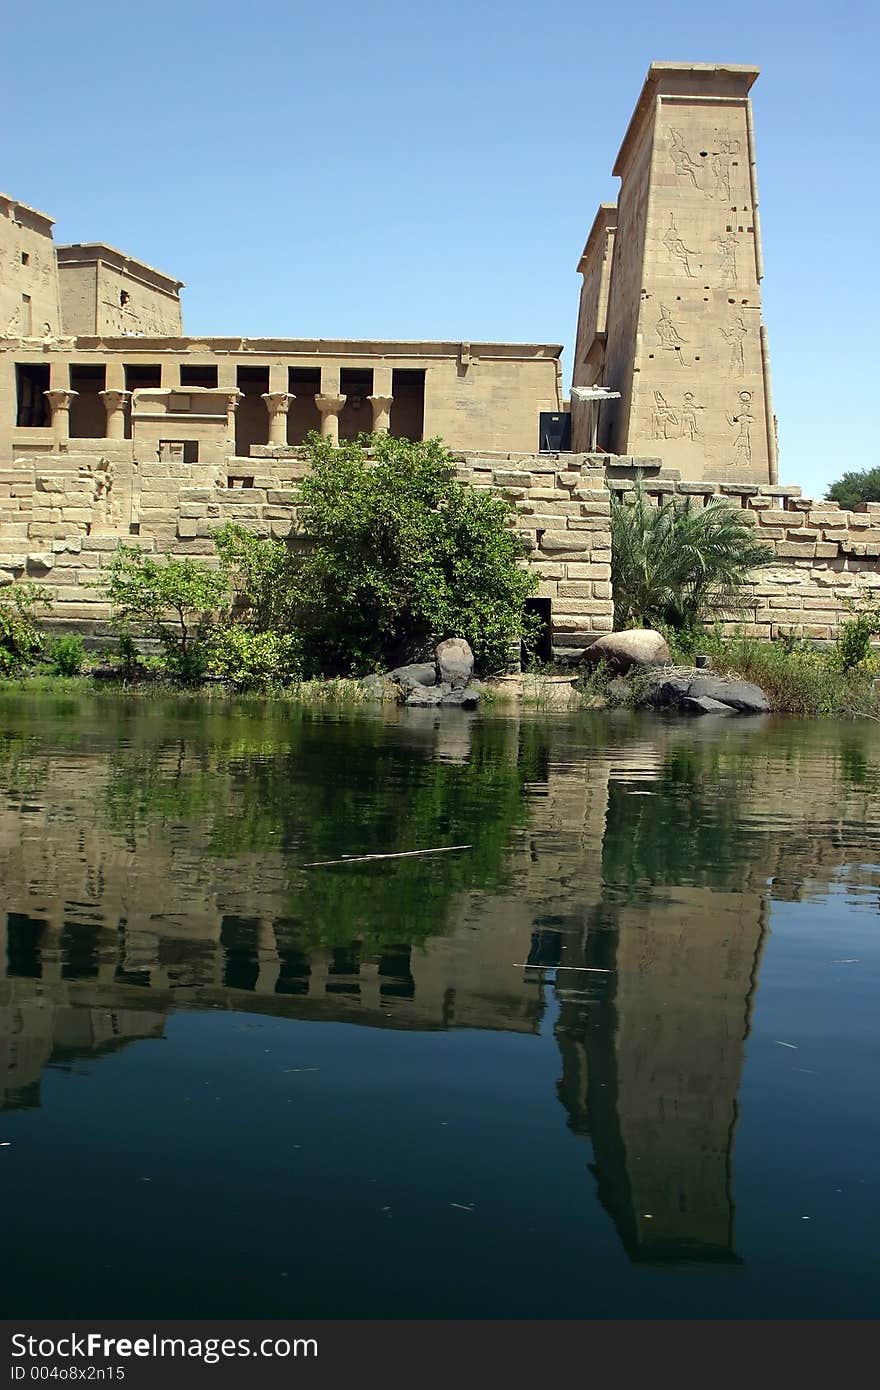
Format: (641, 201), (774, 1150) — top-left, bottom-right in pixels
(574, 64), (778, 483)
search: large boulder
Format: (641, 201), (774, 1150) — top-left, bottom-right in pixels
(686, 676), (769, 714)
(436, 638), (474, 689)
(389, 662), (437, 693)
(582, 629), (671, 673)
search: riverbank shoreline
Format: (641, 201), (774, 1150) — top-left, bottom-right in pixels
(2, 661), (879, 719)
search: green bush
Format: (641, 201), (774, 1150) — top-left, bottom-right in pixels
(209, 628), (303, 689)
(103, 547), (228, 682)
(290, 433), (537, 675)
(826, 467), (880, 510)
(50, 634), (85, 676)
(214, 523), (299, 634)
(611, 480), (774, 632)
(707, 634), (879, 718)
(836, 606), (880, 672)
(0, 584), (51, 676)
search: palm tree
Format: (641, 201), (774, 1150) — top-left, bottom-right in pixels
(610, 480), (774, 631)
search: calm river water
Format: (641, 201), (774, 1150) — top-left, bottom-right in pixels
(1, 691), (878, 1318)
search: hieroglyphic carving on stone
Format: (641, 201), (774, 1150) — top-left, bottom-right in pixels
(669, 129), (701, 188)
(709, 135), (740, 201)
(720, 313), (748, 373)
(663, 215), (698, 277)
(679, 391), (705, 440)
(655, 305), (688, 364)
(727, 391), (755, 465)
(652, 391), (679, 439)
(714, 232), (738, 288)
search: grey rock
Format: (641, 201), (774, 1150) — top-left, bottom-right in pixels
(646, 676), (691, 707)
(680, 695), (734, 715)
(440, 687), (481, 709)
(388, 662), (437, 692)
(687, 676), (769, 713)
(359, 674), (399, 701)
(582, 629), (671, 673)
(405, 683), (446, 708)
(436, 637), (474, 689)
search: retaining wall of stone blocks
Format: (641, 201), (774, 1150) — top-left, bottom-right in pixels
(0, 449), (615, 657)
(606, 470), (880, 641)
(5, 447), (880, 653)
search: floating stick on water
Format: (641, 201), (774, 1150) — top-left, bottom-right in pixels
(303, 844), (472, 868)
(512, 964), (613, 973)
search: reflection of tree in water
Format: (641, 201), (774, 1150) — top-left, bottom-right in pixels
(102, 712), (548, 950)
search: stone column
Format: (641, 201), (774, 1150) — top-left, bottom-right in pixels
(315, 393), (346, 445)
(368, 394), (393, 435)
(262, 391), (295, 446)
(44, 388), (77, 443)
(99, 389), (131, 440)
(224, 389), (243, 447)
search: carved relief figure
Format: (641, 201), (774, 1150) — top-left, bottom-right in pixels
(714, 232), (738, 288)
(652, 391), (679, 439)
(655, 305), (688, 364)
(721, 314), (748, 373)
(679, 391), (705, 441)
(663, 215), (698, 278)
(727, 391), (755, 465)
(710, 136), (740, 201)
(669, 129), (701, 188)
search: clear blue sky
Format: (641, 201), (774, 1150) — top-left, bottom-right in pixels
(3, 0), (876, 497)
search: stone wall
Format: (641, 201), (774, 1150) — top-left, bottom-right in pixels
(0, 448), (615, 657)
(5, 443), (880, 650)
(608, 471), (880, 640)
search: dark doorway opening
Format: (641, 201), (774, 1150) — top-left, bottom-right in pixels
(339, 368), (373, 442)
(288, 367), (321, 443)
(180, 363), (219, 388)
(523, 597), (552, 665)
(236, 366), (270, 455)
(390, 368), (425, 441)
(124, 364), (162, 438)
(69, 364), (107, 438)
(15, 363), (50, 427)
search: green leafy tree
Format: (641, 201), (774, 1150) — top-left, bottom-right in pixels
(103, 546), (228, 680)
(827, 467), (880, 510)
(0, 583), (52, 675)
(290, 432), (537, 674)
(611, 480), (774, 632)
(214, 522), (299, 634)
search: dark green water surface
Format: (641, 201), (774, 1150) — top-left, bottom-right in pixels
(1, 691), (878, 1318)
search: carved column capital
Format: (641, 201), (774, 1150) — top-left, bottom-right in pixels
(44, 388), (77, 412)
(261, 391), (295, 416)
(368, 394), (393, 434)
(99, 388), (131, 440)
(224, 389), (244, 414)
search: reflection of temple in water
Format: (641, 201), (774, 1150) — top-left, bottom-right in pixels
(2, 711), (878, 1264)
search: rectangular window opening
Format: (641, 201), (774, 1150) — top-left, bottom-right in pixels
(159, 440), (199, 463)
(390, 368), (425, 442)
(180, 363), (219, 388)
(69, 363), (107, 438)
(15, 362), (50, 427)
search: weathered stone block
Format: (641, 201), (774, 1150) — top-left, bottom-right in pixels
(539, 532), (592, 553)
(564, 562), (612, 579)
(776, 542), (816, 558)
